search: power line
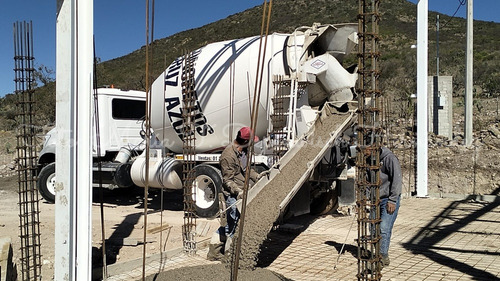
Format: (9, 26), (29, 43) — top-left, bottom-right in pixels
(441, 0), (467, 28)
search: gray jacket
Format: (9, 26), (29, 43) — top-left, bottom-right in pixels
(379, 147), (402, 203)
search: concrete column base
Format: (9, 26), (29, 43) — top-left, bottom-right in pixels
(0, 237), (17, 281)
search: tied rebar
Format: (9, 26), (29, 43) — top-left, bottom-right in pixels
(181, 50), (197, 254)
(13, 20), (42, 281)
(356, 0), (383, 280)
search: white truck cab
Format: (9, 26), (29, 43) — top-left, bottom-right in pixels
(37, 88), (146, 202)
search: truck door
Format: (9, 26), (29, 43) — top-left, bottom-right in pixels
(108, 97), (146, 152)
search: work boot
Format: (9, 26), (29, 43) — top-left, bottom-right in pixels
(207, 243), (225, 261)
(381, 255), (390, 267)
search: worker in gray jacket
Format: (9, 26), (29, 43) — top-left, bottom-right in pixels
(377, 146), (402, 267)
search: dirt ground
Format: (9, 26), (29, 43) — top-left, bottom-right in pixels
(0, 177), (220, 280)
(0, 97), (499, 280)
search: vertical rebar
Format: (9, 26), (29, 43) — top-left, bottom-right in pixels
(356, 1), (383, 280)
(232, 1), (272, 279)
(93, 40), (108, 280)
(142, 1), (154, 279)
(13, 20), (42, 281)
(181, 50), (197, 254)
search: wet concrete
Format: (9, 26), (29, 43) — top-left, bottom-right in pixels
(232, 106), (351, 268)
(143, 264), (291, 281)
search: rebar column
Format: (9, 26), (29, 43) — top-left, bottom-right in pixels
(13, 21), (42, 281)
(356, 0), (383, 280)
(181, 51), (197, 254)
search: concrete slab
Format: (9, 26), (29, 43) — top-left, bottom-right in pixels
(104, 197), (500, 281)
(266, 197), (500, 280)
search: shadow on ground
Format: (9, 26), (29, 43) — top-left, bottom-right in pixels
(91, 187), (184, 274)
(92, 186), (184, 211)
(324, 240), (358, 258)
(403, 187), (500, 280)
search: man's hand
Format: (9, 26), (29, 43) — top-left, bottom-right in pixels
(387, 202), (396, 214)
(237, 191), (244, 200)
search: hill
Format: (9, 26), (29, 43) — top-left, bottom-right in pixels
(2, 0), (499, 130)
(97, 0), (500, 100)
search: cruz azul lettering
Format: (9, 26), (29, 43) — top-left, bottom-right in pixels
(164, 49), (214, 140)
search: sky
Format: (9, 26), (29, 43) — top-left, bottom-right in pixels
(0, 0), (499, 97)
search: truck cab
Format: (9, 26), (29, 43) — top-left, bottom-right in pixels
(37, 88), (146, 202)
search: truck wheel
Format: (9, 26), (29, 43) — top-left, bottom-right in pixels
(38, 163), (56, 203)
(191, 165), (222, 218)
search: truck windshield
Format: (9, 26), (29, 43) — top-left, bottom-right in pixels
(112, 98), (146, 120)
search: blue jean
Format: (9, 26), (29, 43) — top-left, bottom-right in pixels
(380, 196), (400, 257)
(225, 196), (240, 238)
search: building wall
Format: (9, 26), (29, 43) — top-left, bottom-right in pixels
(428, 76), (453, 139)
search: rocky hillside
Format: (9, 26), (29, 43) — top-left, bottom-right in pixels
(390, 97), (500, 196)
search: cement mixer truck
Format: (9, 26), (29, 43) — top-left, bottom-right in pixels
(39, 23), (359, 218)
(128, 23), (359, 217)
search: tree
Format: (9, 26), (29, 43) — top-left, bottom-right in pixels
(33, 64), (55, 87)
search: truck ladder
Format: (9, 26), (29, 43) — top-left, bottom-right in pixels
(270, 75), (302, 165)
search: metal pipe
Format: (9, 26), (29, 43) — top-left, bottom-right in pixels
(416, 0), (428, 197)
(436, 14), (440, 76)
(464, 0), (473, 146)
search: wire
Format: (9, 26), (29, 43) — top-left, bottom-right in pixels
(334, 211), (357, 270)
(441, 0), (467, 28)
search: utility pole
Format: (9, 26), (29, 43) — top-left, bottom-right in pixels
(436, 14), (440, 76)
(55, 0), (93, 280)
(465, 0), (473, 146)
(416, 0), (428, 197)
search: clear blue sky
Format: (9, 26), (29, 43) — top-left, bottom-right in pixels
(0, 0), (498, 97)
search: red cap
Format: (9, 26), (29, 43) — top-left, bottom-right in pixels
(239, 127), (259, 142)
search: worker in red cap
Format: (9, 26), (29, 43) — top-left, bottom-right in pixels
(207, 126), (267, 260)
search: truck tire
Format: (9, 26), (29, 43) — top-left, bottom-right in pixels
(190, 164), (222, 218)
(38, 163), (56, 203)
